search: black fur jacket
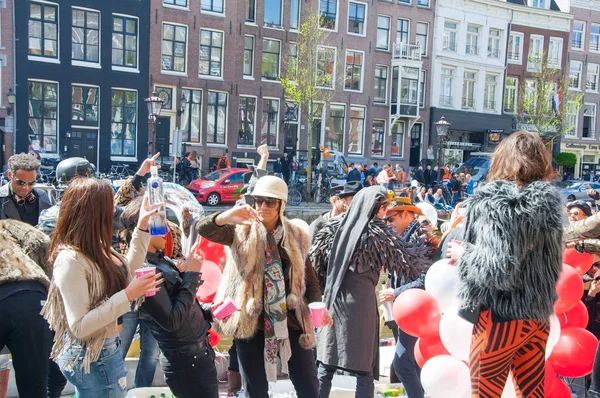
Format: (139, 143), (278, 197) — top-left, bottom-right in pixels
(458, 180), (563, 321)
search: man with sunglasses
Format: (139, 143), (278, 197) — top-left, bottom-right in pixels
(566, 200), (593, 224)
(0, 153), (51, 227)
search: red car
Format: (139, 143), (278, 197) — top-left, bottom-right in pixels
(186, 168), (251, 206)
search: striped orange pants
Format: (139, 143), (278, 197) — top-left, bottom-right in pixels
(469, 310), (550, 398)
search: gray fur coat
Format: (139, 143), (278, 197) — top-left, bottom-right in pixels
(458, 180), (563, 321)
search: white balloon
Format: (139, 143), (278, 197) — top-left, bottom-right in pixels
(439, 311), (474, 361)
(424, 259), (461, 313)
(501, 373), (517, 398)
(421, 355), (471, 398)
(416, 202), (438, 226)
(546, 314), (561, 359)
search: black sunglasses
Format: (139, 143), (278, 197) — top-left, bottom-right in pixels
(14, 178), (36, 186)
(254, 197), (280, 208)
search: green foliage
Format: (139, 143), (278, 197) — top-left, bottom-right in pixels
(554, 152), (577, 168)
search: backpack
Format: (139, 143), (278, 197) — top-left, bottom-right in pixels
(219, 158), (228, 169)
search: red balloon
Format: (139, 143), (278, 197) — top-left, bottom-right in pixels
(546, 378), (571, 398)
(393, 289), (442, 338)
(414, 339), (426, 368)
(557, 300), (589, 329)
(544, 362), (559, 396)
(564, 248), (594, 275)
(554, 263), (584, 314)
(208, 330), (221, 347)
(418, 335), (450, 364)
(197, 237), (227, 265)
(196, 260), (223, 303)
(549, 327), (599, 378)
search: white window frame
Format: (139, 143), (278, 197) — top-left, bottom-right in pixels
(503, 77), (518, 114)
(348, 105), (366, 155)
(570, 60), (583, 90)
(199, 28), (224, 80)
(440, 66), (454, 107)
(376, 15), (391, 51)
(315, 45), (337, 90)
(161, 22), (189, 76)
(111, 13), (140, 73)
(487, 28), (501, 58)
(484, 74), (498, 112)
(71, 83), (101, 129)
(200, 0), (225, 17)
(325, 103), (346, 152)
(343, 49), (365, 93)
(319, 0), (339, 33)
(416, 22), (429, 57)
(566, 101), (578, 138)
(163, 0), (189, 11)
(110, 87), (138, 161)
(179, 87), (203, 145)
(590, 24), (600, 53)
(206, 90), (229, 148)
(289, 0), (300, 31)
(462, 70), (477, 109)
(71, 6), (101, 69)
(583, 103), (597, 140)
(261, 37), (282, 82)
(261, 97), (280, 148)
(347, 1), (367, 37)
(443, 20), (458, 52)
(28, 0), (60, 64)
(465, 24), (480, 56)
(243, 35), (255, 79)
(417, 0), (430, 7)
(508, 32), (523, 65)
(390, 121), (405, 159)
(524, 80), (537, 114)
(263, 0), (283, 29)
(371, 119), (386, 158)
(547, 37), (563, 69)
(374, 64), (388, 104)
(419, 70), (426, 108)
(573, 21), (585, 51)
(238, 94), (257, 148)
(587, 63), (599, 92)
(28, 78), (60, 156)
(527, 35), (544, 73)
(530, 0), (547, 9)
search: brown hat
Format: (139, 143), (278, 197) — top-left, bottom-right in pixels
(386, 195), (423, 216)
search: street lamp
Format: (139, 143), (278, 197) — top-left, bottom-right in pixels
(177, 94), (188, 116)
(435, 116), (451, 182)
(6, 88), (16, 116)
(145, 90), (164, 155)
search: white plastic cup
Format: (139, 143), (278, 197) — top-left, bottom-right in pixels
(309, 301), (327, 328)
(134, 266), (157, 297)
(213, 297), (239, 320)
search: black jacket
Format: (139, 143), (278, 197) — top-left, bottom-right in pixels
(140, 252), (213, 353)
(347, 168), (361, 182)
(0, 183), (52, 225)
(424, 169), (433, 185)
(274, 161), (283, 173)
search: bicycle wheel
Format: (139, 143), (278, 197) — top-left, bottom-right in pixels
(288, 189), (302, 206)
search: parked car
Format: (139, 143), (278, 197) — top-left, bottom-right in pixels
(560, 181), (600, 202)
(186, 168), (251, 206)
(454, 153), (492, 190)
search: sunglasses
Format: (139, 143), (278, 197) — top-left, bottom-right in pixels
(14, 178), (36, 186)
(569, 211), (582, 216)
(420, 219), (432, 226)
(254, 197), (280, 208)
(386, 214), (398, 223)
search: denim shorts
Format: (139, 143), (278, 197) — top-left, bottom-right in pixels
(58, 337), (128, 398)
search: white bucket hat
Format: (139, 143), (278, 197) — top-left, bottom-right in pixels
(252, 176), (288, 203)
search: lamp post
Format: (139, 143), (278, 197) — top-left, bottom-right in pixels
(144, 90), (164, 156)
(435, 116), (451, 182)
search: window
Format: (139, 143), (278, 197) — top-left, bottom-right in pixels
(573, 21), (585, 50)
(583, 104), (596, 139)
(243, 36), (254, 77)
(374, 65), (388, 104)
(443, 21), (457, 52)
(348, 2), (366, 36)
(508, 32), (523, 63)
(261, 99), (279, 147)
(201, 0), (224, 13)
(72, 85), (99, 126)
(397, 19), (410, 44)
(207, 92), (227, 144)
(503, 77), (518, 113)
(180, 89), (202, 143)
(466, 25), (480, 55)
(326, 105), (345, 152)
(316, 46), (336, 88)
(488, 29), (501, 58)
(419, 70), (426, 108)
(72, 9), (100, 63)
(391, 122), (404, 158)
(590, 24), (600, 52)
(484, 74), (497, 111)
(155, 86), (173, 111)
(112, 16), (138, 68)
(162, 24), (187, 73)
(524, 80), (537, 114)
(348, 106), (365, 155)
(290, 0), (300, 30)
(372, 120), (385, 157)
(531, 0), (547, 8)
(566, 101), (578, 137)
(416, 23), (428, 56)
(344, 50), (363, 91)
(247, 0), (256, 23)
(238, 96), (256, 146)
(548, 38), (562, 69)
(28, 2), (58, 58)
(264, 0), (282, 28)
(199, 29), (223, 77)
(262, 39), (280, 80)
(527, 35), (544, 72)
(28, 80), (58, 153)
(587, 63), (599, 92)
(288, 43), (298, 80)
(401, 66), (419, 108)
(164, 0), (187, 6)
(462, 71), (476, 109)
(418, 0), (430, 7)
(570, 61), (582, 90)
(110, 89), (137, 156)
(399, 0), (410, 4)
(377, 16), (391, 51)
(319, 0), (337, 30)
(440, 67), (454, 106)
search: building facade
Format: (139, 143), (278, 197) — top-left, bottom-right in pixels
(0, 0), (14, 170)
(14, 0), (150, 172)
(560, 0), (600, 178)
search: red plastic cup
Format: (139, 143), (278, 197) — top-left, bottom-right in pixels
(309, 302), (327, 328)
(213, 297), (239, 321)
(134, 266), (157, 297)
(451, 239), (464, 246)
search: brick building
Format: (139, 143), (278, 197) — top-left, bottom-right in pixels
(0, 0), (14, 170)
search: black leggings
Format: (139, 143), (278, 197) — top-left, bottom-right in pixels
(228, 340), (239, 372)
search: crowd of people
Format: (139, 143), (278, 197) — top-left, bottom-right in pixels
(3, 130), (600, 398)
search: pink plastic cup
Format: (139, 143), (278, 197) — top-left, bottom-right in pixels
(134, 266), (157, 297)
(309, 302), (327, 328)
(451, 240), (464, 246)
(213, 297), (239, 321)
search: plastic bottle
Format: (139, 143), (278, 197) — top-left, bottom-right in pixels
(147, 166), (169, 236)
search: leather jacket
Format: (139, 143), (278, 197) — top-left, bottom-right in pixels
(139, 252), (212, 353)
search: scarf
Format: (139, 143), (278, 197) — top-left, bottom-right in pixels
(263, 225), (291, 382)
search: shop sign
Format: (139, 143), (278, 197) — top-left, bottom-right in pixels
(565, 143), (600, 151)
(487, 129), (504, 145)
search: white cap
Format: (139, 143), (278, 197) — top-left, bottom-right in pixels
(252, 176), (288, 202)
(150, 165), (158, 175)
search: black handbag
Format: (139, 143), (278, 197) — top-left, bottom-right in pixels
(458, 302), (483, 324)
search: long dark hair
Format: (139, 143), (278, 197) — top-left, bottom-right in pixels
(49, 178), (126, 296)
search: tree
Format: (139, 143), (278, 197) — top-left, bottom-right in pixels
(280, 9), (337, 200)
(555, 152), (577, 168)
(515, 51), (583, 146)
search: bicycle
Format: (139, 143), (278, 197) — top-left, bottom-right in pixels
(288, 181), (308, 206)
(110, 164), (134, 179)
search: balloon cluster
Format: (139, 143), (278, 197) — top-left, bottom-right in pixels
(392, 253), (599, 398)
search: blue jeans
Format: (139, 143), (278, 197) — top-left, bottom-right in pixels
(393, 329), (423, 398)
(119, 311), (160, 388)
(318, 362), (374, 398)
(58, 337), (127, 398)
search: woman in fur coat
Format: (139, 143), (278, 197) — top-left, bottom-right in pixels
(450, 131), (563, 397)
